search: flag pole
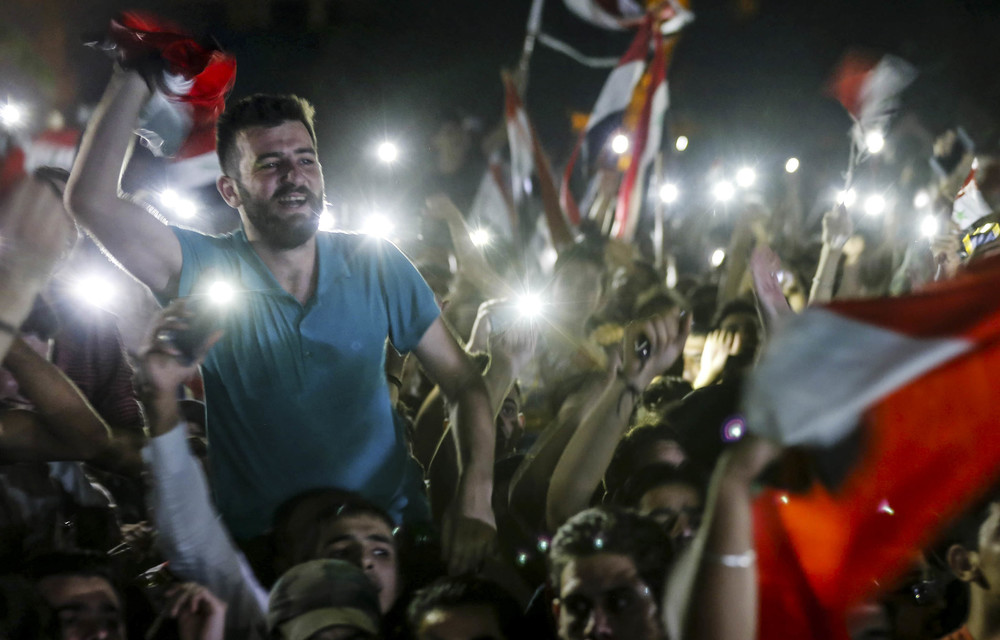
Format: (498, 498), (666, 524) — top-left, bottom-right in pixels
(517, 0), (546, 97)
(653, 150), (665, 269)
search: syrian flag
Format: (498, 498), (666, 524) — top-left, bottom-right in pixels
(952, 161), (992, 230)
(502, 73), (575, 250)
(612, 32), (670, 240)
(826, 51), (916, 150)
(563, 0), (694, 34)
(561, 17), (654, 225)
(94, 13), (236, 186)
(743, 254), (1000, 638)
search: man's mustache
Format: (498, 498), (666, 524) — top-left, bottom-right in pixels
(272, 185), (319, 201)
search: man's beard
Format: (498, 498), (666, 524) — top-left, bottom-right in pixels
(237, 181), (323, 249)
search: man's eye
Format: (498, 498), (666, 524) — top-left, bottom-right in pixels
(564, 597), (591, 617)
(299, 158), (315, 165)
(606, 589), (635, 614)
(373, 547), (392, 558)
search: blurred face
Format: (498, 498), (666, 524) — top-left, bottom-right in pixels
(637, 483), (702, 544)
(975, 502), (1000, 590)
(415, 604), (505, 640)
(316, 514), (400, 613)
(431, 121), (471, 174)
(495, 391), (524, 458)
(36, 574), (126, 640)
(554, 553), (663, 640)
(224, 120), (325, 249)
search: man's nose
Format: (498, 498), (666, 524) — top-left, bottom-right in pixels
(279, 160), (307, 185)
(77, 617), (113, 640)
(584, 605), (613, 639)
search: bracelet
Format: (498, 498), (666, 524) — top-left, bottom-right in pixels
(0, 319), (20, 335)
(386, 374), (403, 389)
(703, 549), (756, 568)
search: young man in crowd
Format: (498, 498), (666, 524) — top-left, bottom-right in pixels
(548, 507), (673, 640)
(65, 67), (497, 574)
(943, 501), (1000, 639)
(406, 576), (525, 640)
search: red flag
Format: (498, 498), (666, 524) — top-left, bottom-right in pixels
(745, 255), (1000, 638)
(563, 0), (694, 33)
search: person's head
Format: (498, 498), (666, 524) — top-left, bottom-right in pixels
(430, 109), (475, 175)
(604, 421), (686, 499)
(406, 577), (524, 640)
(215, 94), (324, 249)
(711, 299), (761, 363)
(550, 239), (608, 326)
(612, 463), (707, 545)
(496, 382), (525, 458)
(27, 551), (126, 640)
(548, 507), (672, 640)
(273, 489), (401, 614)
(947, 501), (1000, 599)
(268, 559), (381, 640)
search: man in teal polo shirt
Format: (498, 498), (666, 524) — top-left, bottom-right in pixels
(66, 69), (497, 573)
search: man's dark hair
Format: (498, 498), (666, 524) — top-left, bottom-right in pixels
(216, 94), (317, 177)
(407, 576), (524, 639)
(711, 298), (759, 331)
(25, 550), (118, 586)
(611, 462), (709, 509)
(548, 507), (673, 603)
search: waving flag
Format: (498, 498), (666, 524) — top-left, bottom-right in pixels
(744, 254), (1000, 639)
(563, 0), (693, 33)
(826, 51), (916, 151)
(953, 161), (992, 230)
(502, 73), (575, 250)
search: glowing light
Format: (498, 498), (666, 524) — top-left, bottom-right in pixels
(361, 213), (395, 238)
(376, 141), (399, 163)
(836, 188), (857, 207)
(537, 538), (550, 552)
(207, 281), (235, 305)
(877, 499), (895, 515)
(516, 552), (528, 566)
(710, 248), (726, 267)
(785, 157), (800, 174)
(865, 131), (885, 154)
(469, 228), (492, 247)
(160, 189), (197, 219)
(516, 293), (544, 319)
(675, 135), (689, 152)
(735, 167), (757, 188)
(75, 275), (116, 307)
(0, 103), (22, 127)
(318, 210), (336, 232)
(593, 536), (605, 550)
(658, 183), (679, 204)
(920, 214), (940, 238)
(780, 495), (789, 504)
(610, 134), (630, 155)
(712, 180), (735, 202)
(864, 194), (886, 217)
(540, 246), (558, 270)
(913, 190), (930, 209)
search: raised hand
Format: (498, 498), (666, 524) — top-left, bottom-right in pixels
(749, 244), (793, 329)
(0, 174), (76, 288)
(694, 330), (741, 389)
(620, 308), (690, 391)
(165, 582), (228, 640)
(822, 204), (853, 250)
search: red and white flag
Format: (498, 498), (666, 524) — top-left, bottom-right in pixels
(744, 254), (1000, 638)
(563, 0), (693, 33)
(503, 73), (575, 250)
(826, 51), (916, 149)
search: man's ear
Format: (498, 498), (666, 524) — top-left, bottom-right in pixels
(947, 544), (980, 582)
(217, 175), (242, 209)
(551, 597), (560, 622)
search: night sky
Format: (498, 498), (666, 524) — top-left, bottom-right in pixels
(5, 0), (1000, 223)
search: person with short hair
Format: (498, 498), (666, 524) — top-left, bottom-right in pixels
(548, 507), (672, 640)
(406, 576), (525, 640)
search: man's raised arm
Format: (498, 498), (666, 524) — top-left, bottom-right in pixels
(65, 70), (182, 299)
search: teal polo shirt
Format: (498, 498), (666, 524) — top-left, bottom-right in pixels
(165, 227), (440, 539)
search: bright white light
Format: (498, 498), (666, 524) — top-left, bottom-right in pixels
(75, 275), (115, 307)
(864, 194), (886, 217)
(610, 134), (630, 155)
(361, 213), (394, 238)
(659, 183), (679, 204)
(318, 210), (336, 232)
(469, 228), (492, 247)
(376, 141), (399, 163)
(785, 157), (800, 174)
(712, 180), (735, 202)
(920, 214), (940, 238)
(540, 246), (558, 270)
(913, 190), (930, 209)
(710, 248), (726, 267)
(877, 499), (895, 516)
(160, 189), (197, 219)
(735, 167), (756, 188)
(675, 136), (689, 152)
(516, 293), (544, 319)
(836, 188), (858, 207)
(0, 104), (22, 127)
(207, 280), (235, 304)
(865, 131), (885, 154)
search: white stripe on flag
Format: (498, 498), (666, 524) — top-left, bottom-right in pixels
(167, 152), (221, 189)
(586, 59), (645, 133)
(744, 308), (970, 447)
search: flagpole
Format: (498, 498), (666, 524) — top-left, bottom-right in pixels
(653, 150), (665, 269)
(517, 0), (546, 97)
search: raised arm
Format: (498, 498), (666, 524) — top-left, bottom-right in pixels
(424, 195), (509, 299)
(809, 206), (850, 305)
(545, 309), (689, 531)
(64, 70), (182, 299)
(413, 316), (497, 575)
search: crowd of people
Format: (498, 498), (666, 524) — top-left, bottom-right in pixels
(4, 10), (1000, 640)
